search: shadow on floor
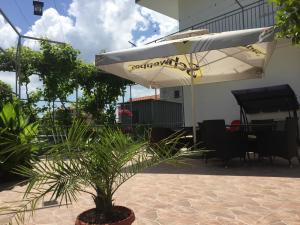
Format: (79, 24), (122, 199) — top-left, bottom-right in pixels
(0, 176), (26, 192)
(142, 157), (300, 178)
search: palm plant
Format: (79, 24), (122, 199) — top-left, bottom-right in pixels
(4, 120), (189, 225)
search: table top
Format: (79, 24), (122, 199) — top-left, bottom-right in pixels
(226, 123), (275, 127)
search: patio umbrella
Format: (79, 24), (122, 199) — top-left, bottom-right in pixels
(95, 27), (275, 146)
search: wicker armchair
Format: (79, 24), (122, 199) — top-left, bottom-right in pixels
(201, 119), (247, 166)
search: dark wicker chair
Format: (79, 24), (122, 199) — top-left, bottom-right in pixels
(149, 127), (185, 155)
(201, 119), (247, 166)
(250, 119), (275, 160)
(149, 127), (175, 143)
(267, 118), (299, 166)
(174, 126), (204, 149)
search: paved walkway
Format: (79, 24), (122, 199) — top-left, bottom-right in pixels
(1, 158), (300, 225)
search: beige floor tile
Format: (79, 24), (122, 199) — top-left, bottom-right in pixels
(1, 158), (300, 225)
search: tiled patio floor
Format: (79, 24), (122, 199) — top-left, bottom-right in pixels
(1, 157), (300, 225)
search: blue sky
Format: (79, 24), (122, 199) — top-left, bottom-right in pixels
(0, 0), (68, 33)
(0, 0), (160, 44)
(0, 0), (178, 102)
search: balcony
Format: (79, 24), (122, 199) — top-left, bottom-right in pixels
(136, 0), (179, 19)
(148, 0), (277, 44)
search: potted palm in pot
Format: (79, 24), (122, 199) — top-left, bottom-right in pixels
(4, 120), (188, 225)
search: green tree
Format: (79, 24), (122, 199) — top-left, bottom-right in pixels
(38, 41), (79, 109)
(0, 80), (13, 106)
(272, 0), (300, 44)
(0, 42), (132, 126)
(0, 47), (41, 95)
(75, 61), (131, 124)
(0, 47), (42, 119)
(0, 48), (15, 72)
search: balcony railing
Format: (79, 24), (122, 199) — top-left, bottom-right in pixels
(149, 0), (277, 44)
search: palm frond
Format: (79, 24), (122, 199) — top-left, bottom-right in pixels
(2, 120), (192, 224)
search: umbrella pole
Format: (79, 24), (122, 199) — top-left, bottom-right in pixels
(190, 53), (197, 149)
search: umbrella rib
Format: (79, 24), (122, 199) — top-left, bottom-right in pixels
(183, 54), (196, 79)
(198, 47), (259, 69)
(138, 58), (173, 86)
(193, 37), (214, 66)
(195, 51), (210, 67)
(148, 64), (167, 86)
(197, 49), (245, 68)
(184, 37), (215, 77)
(218, 48), (264, 68)
(193, 36), (211, 55)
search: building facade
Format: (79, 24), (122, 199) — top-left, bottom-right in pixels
(136, 0), (300, 126)
(160, 86), (183, 104)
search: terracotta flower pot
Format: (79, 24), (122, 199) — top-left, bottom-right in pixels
(75, 206), (135, 225)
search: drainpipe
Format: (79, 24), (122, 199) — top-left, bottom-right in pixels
(235, 0), (245, 29)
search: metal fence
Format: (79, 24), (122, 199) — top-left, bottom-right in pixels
(149, 0), (277, 44)
(117, 99), (184, 129)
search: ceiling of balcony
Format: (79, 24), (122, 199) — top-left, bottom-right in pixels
(136, 0), (179, 20)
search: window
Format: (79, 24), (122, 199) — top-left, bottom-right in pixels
(174, 90), (180, 98)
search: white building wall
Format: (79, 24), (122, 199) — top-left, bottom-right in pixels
(183, 41), (300, 126)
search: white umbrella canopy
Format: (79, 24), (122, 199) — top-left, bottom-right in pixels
(95, 27), (275, 145)
(96, 27), (275, 88)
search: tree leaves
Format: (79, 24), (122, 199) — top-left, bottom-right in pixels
(272, 0), (300, 45)
(0, 101), (39, 177)
(0, 42), (131, 124)
(38, 41), (79, 103)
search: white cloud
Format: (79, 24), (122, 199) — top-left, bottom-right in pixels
(0, 15), (19, 49)
(2, 0), (179, 100)
(23, 8), (74, 49)
(20, 75), (43, 98)
(66, 0), (149, 60)
(23, 0), (178, 62)
(0, 72), (43, 98)
(0, 72), (15, 91)
(136, 7), (179, 45)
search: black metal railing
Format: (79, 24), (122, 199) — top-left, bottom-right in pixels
(149, 0), (277, 44)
